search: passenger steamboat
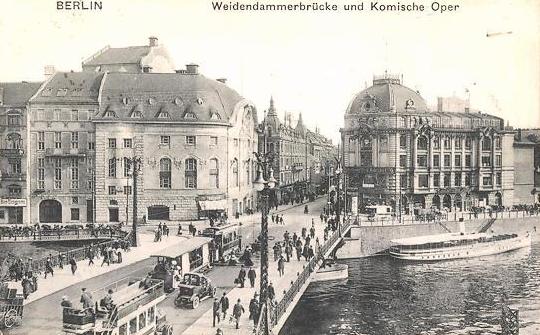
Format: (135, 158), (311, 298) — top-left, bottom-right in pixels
(389, 231), (532, 261)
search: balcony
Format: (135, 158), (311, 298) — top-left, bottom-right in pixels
(0, 148), (24, 157)
(44, 148), (86, 157)
(0, 172), (26, 181)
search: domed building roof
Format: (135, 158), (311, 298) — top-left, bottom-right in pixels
(346, 75), (429, 115)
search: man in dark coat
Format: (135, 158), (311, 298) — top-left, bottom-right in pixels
(69, 256), (77, 275)
(80, 288), (94, 315)
(232, 299), (245, 329)
(212, 298), (221, 327)
(247, 267), (256, 288)
(238, 268), (246, 288)
(45, 257), (54, 278)
(248, 293), (259, 325)
(220, 292), (229, 319)
(268, 282), (276, 301)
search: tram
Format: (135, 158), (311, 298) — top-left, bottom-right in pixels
(200, 223), (241, 263)
(62, 278), (172, 335)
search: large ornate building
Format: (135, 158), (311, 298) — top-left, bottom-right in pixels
(260, 97), (336, 203)
(342, 74), (515, 214)
(20, 37), (258, 225)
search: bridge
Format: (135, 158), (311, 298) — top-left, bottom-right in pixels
(0, 228), (127, 243)
(259, 219), (352, 334)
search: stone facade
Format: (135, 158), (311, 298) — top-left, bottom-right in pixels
(259, 97), (336, 203)
(27, 72), (102, 225)
(0, 82), (41, 224)
(342, 74), (515, 214)
(513, 129), (540, 204)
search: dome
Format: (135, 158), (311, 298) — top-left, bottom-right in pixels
(346, 75), (429, 115)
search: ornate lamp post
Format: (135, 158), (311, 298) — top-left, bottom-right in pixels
(118, 156), (142, 247)
(253, 142), (277, 335)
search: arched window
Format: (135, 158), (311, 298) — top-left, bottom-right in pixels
(232, 159), (239, 187)
(6, 133), (22, 149)
(160, 158), (171, 188)
(209, 158), (219, 188)
(417, 136), (428, 150)
(245, 161), (250, 185)
(185, 158), (197, 188)
(482, 137), (491, 151)
(360, 136), (372, 167)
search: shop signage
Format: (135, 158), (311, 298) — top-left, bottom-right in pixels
(0, 198), (26, 207)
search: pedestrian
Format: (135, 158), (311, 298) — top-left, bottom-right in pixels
(238, 268), (246, 288)
(44, 257), (54, 279)
(58, 254), (64, 269)
(116, 247), (123, 263)
(220, 292), (229, 319)
(308, 245), (315, 259)
(69, 256), (77, 275)
(232, 299), (245, 329)
(101, 249), (110, 267)
(247, 267), (256, 288)
(296, 245), (302, 261)
(80, 288), (94, 315)
(249, 293), (259, 326)
(284, 242), (291, 262)
(271, 214), (275, 224)
(177, 223), (183, 235)
(213, 297), (221, 327)
(87, 247), (95, 266)
(273, 244), (280, 261)
(303, 245), (309, 261)
(301, 227), (307, 239)
(277, 256), (285, 276)
(292, 232), (298, 245)
(215, 328), (224, 335)
(268, 282), (276, 301)
(310, 226), (316, 239)
(21, 275), (31, 299)
(31, 273), (38, 292)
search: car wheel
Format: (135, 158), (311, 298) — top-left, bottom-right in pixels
(192, 296), (200, 309)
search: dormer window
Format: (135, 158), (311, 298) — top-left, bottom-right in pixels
(41, 88), (53, 96)
(184, 112), (197, 119)
(157, 107), (170, 119)
(105, 110), (117, 118)
(130, 104), (144, 118)
(56, 88), (68, 97)
(210, 113), (221, 120)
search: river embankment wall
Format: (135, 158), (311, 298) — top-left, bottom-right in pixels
(337, 216), (540, 259)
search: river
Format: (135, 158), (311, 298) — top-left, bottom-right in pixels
(282, 239), (540, 335)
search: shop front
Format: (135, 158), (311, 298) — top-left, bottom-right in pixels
(0, 198), (26, 225)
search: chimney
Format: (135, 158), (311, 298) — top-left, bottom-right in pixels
(44, 65), (56, 79)
(148, 36), (158, 47)
(216, 78), (227, 84)
(186, 63), (199, 75)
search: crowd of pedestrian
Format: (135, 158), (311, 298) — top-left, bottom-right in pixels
(153, 222), (170, 242)
(0, 223), (124, 241)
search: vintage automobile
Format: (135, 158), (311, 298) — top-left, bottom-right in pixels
(174, 273), (216, 309)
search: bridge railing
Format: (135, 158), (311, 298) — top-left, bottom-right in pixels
(261, 220), (351, 333)
(3, 230), (133, 281)
(0, 227), (127, 242)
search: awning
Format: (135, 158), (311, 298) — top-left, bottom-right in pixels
(151, 236), (213, 258)
(198, 199), (227, 211)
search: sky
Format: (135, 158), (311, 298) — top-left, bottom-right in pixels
(1, 0), (539, 142)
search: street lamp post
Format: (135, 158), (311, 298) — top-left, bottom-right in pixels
(253, 136), (277, 335)
(119, 156), (142, 248)
(334, 161), (342, 236)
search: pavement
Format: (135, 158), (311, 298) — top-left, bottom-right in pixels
(6, 232), (185, 305)
(181, 197), (329, 335)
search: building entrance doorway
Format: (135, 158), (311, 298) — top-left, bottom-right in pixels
(148, 205), (170, 220)
(109, 208), (119, 222)
(39, 200), (62, 223)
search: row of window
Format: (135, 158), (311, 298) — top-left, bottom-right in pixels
(403, 172), (502, 189)
(37, 157), (83, 190)
(36, 131), (95, 151)
(107, 157), (251, 189)
(34, 109), (93, 122)
(399, 153), (502, 168)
